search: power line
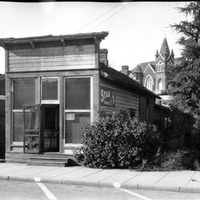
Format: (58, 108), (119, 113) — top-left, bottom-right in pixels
(89, 2), (132, 32)
(75, 3), (121, 33)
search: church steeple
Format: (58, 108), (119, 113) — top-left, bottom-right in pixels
(170, 49), (174, 58)
(160, 38), (170, 58)
(155, 49), (159, 60)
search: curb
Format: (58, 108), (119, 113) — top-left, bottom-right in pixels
(1, 175), (200, 194)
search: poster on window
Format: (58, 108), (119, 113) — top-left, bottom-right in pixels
(100, 86), (115, 107)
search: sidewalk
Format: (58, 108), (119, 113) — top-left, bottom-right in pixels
(0, 162), (200, 193)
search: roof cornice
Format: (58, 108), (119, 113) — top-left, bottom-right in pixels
(0, 31), (109, 49)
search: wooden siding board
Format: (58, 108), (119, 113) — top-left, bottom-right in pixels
(100, 79), (139, 117)
(8, 45), (96, 72)
(6, 69), (99, 78)
(9, 65), (95, 72)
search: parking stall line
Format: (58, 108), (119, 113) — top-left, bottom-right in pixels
(113, 182), (152, 200)
(34, 177), (57, 200)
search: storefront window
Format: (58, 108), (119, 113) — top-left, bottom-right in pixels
(13, 78), (36, 142)
(13, 78), (36, 109)
(65, 77), (91, 144)
(42, 77), (58, 102)
(65, 78), (90, 109)
(13, 112), (23, 142)
(65, 112), (90, 143)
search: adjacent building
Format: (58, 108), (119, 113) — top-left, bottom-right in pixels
(0, 74), (5, 161)
(0, 32), (160, 161)
(121, 38), (182, 107)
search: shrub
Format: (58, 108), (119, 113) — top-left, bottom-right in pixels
(159, 150), (186, 171)
(182, 150), (200, 170)
(74, 110), (163, 169)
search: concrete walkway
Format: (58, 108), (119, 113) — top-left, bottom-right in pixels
(0, 162), (200, 193)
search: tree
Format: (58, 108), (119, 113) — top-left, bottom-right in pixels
(170, 1), (200, 127)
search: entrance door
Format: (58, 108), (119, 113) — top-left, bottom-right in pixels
(23, 104), (41, 153)
(42, 105), (59, 152)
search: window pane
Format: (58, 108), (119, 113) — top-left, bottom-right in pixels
(24, 110), (40, 131)
(13, 112), (23, 142)
(13, 79), (35, 109)
(65, 112), (90, 143)
(42, 78), (58, 100)
(65, 78), (90, 109)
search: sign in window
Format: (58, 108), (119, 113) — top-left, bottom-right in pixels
(100, 86), (115, 107)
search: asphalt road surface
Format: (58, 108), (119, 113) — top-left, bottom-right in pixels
(1, 180), (200, 200)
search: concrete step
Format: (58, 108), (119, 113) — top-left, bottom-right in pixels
(6, 152), (80, 166)
(26, 157), (70, 167)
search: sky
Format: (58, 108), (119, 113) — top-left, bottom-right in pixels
(0, 1), (188, 74)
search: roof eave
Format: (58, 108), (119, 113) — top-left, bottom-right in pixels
(0, 31), (109, 46)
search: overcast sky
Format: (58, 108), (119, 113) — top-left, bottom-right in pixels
(0, 1), (187, 74)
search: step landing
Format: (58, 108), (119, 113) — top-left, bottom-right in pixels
(26, 157), (70, 167)
(6, 152), (80, 167)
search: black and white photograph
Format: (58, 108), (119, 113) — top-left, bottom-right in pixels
(0, 1), (200, 199)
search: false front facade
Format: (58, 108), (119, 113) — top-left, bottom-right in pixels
(0, 32), (159, 159)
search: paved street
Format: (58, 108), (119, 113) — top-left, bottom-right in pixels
(1, 180), (200, 200)
(1, 162), (200, 200)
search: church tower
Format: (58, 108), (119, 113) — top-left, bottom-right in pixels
(154, 37), (174, 95)
(130, 37), (179, 107)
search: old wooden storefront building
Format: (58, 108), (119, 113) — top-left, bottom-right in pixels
(0, 32), (160, 164)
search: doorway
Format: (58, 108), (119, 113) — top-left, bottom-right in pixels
(42, 105), (59, 152)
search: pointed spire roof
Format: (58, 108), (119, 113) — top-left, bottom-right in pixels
(155, 49), (159, 57)
(170, 49), (174, 57)
(160, 37), (170, 56)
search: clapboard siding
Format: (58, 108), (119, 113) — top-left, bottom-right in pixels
(100, 80), (139, 117)
(116, 91), (139, 110)
(8, 45), (95, 72)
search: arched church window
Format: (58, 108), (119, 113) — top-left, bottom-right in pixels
(158, 79), (162, 90)
(161, 63), (164, 71)
(145, 75), (153, 91)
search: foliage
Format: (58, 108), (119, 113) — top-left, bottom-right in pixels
(159, 150), (186, 171)
(170, 2), (200, 124)
(154, 106), (194, 151)
(74, 110), (163, 169)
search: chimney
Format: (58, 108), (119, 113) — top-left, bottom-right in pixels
(100, 49), (108, 66)
(121, 65), (129, 75)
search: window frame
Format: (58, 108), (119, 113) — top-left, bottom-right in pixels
(41, 77), (60, 104)
(64, 76), (93, 145)
(145, 75), (153, 91)
(12, 78), (37, 144)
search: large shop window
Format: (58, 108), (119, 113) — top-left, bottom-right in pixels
(41, 77), (59, 104)
(13, 78), (36, 142)
(65, 78), (90, 109)
(65, 77), (91, 144)
(13, 79), (36, 109)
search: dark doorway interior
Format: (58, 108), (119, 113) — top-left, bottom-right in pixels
(42, 105), (59, 152)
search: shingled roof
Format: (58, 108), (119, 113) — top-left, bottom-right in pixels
(160, 37), (170, 56)
(100, 63), (160, 99)
(132, 61), (156, 74)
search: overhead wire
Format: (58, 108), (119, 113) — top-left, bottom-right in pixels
(89, 2), (132, 32)
(74, 3), (121, 33)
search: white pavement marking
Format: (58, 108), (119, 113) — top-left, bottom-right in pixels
(34, 177), (57, 200)
(120, 188), (153, 200)
(113, 182), (152, 200)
